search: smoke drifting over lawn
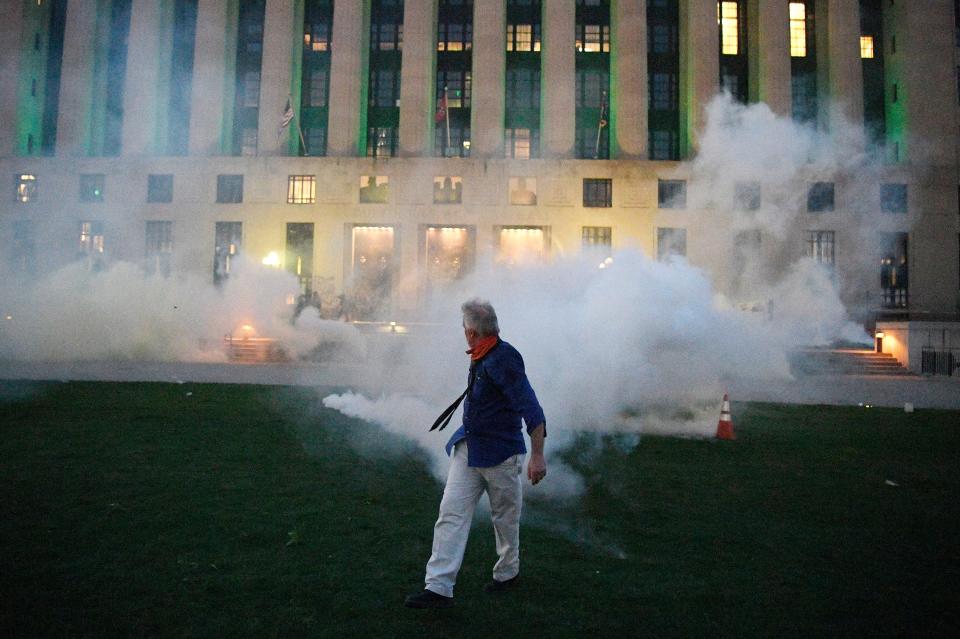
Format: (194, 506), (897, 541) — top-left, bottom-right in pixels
(1, 95), (881, 494)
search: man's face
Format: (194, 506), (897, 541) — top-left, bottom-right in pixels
(463, 321), (479, 348)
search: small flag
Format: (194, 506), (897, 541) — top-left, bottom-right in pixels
(279, 98), (294, 131)
(434, 87), (448, 124)
(598, 91), (608, 129)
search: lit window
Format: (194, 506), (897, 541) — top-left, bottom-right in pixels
(80, 221), (105, 255)
(576, 24), (609, 53)
(145, 221), (173, 277)
(505, 129), (532, 160)
(497, 226), (545, 266)
(507, 24), (537, 52)
(582, 226), (612, 249)
(304, 22), (330, 52)
(789, 3), (807, 57)
(719, 1), (739, 55)
(860, 35), (875, 58)
(287, 175), (316, 204)
(15, 174), (37, 203)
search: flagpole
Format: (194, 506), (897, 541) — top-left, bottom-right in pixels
(297, 120), (308, 156)
(595, 91), (606, 160)
(444, 86), (451, 157)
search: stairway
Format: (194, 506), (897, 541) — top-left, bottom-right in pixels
(789, 348), (915, 377)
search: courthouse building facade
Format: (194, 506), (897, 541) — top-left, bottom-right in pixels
(1, 0), (958, 323)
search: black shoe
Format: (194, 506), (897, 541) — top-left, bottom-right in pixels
(483, 575), (520, 594)
(404, 589), (454, 609)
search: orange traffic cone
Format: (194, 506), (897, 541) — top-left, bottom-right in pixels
(716, 394), (735, 440)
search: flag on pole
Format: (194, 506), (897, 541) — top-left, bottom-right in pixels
(279, 98), (295, 133)
(598, 90), (608, 129)
(434, 88), (448, 124)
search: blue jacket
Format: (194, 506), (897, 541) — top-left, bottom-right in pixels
(445, 339), (546, 467)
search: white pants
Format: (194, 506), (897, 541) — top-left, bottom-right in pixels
(424, 442), (524, 598)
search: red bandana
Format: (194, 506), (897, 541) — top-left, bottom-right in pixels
(467, 335), (499, 361)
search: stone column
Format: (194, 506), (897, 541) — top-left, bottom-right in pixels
(680, 0), (718, 157)
(470, 0), (505, 158)
(121, 0), (165, 155)
(257, 0), (295, 155)
(189, 0), (229, 155)
(542, 0), (575, 158)
(611, 0), (647, 159)
(326, 0), (364, 156)
(823, 0), (863, 135)
(57, 0), (99, 155)
(756, 0), (790, 117)
(398, 0), (434, 157)
(0, 1), (25, 156)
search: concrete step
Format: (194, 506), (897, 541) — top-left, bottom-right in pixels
(789, 348), (914, 377)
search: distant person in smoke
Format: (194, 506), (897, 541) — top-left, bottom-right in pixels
(404, 298), (547, 609)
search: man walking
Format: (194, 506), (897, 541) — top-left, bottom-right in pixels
(405, 298), (546, 609)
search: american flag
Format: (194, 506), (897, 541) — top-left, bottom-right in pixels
(279, 98), (295, 131)
(434, 87), (448, 124)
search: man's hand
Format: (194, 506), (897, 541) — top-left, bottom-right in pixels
(527, 453), (546, 485)
(527, 423), (546, 485)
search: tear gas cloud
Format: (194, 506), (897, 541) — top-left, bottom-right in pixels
(1, 96), (884, 493)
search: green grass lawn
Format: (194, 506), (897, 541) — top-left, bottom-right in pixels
(1, 381), (958, 638)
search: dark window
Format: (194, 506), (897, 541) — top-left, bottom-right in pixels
(650, 22), (677, 54)
(369, 69), (399, 107)
(805, 230), (835, 265)
(217, 174), (244, 203)
(307, 68), (329, 106)
(583, 178), (612, 208)
(80, 174), (105, 202)
(649, 130), (679, 161)
(434, 126), (471, 157)
(576, 69), (608, 108)
(807, 182), (835, 212)
(145, 220), (173, 277)
(10, 220), (36, 274)
(657, 227), (687, 260)
(305, 127), (327, 155)
(576, 126), (609, 160)
(881, 183), (907, 213)
(506, 68), (540, 109)
(371, 20), (403, 51)
(147, 174), (174, 203)
(437, 20), (472, 51)
(735, 182), (761, 210)
(658, 179), (686, 209)
(892, 82), (898, 102)
(367, 126), (398, 157)
(650, 72), (678, 110)
(437, 70), (472, 108)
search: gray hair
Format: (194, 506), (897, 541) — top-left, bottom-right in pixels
(461, 298), (500, 337)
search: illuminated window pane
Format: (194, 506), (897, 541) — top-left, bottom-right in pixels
(805, 230), (835, 265)
(790, 2), (807, 57)
(720, 2), (738, 55)
(433, 176), (463, 204)
(80, 221), (105, 255)
(287, 175), (316, 204)
(509, 177), (537, 205)
(860, 35), (874, 58)
(359, 175), (389, 204)
(425, 226), (470, 283)
(497, 227), (545, 266)
(15, 174), (37, 203)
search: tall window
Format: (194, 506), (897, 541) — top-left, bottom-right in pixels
(287, 175), (317, 204)
(719, 1), (739, 55)
(648, 0), (680, 160)
(506, 0), (541, 160)
(576, 0), (610, 158)
(79, 221), (105, 257)
(232, 0), (266, 156)
(214, 221), (242, 284)
(286, 222), (315, 293)
(299, 0), (333, 156)
(145, 221), (173, 277)
(789, 2), (807, 57)
(367, 0), (403, 158)
(805, 230), (835, 265)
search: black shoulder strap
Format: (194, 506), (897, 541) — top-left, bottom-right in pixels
(429, 361), (478, 432)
